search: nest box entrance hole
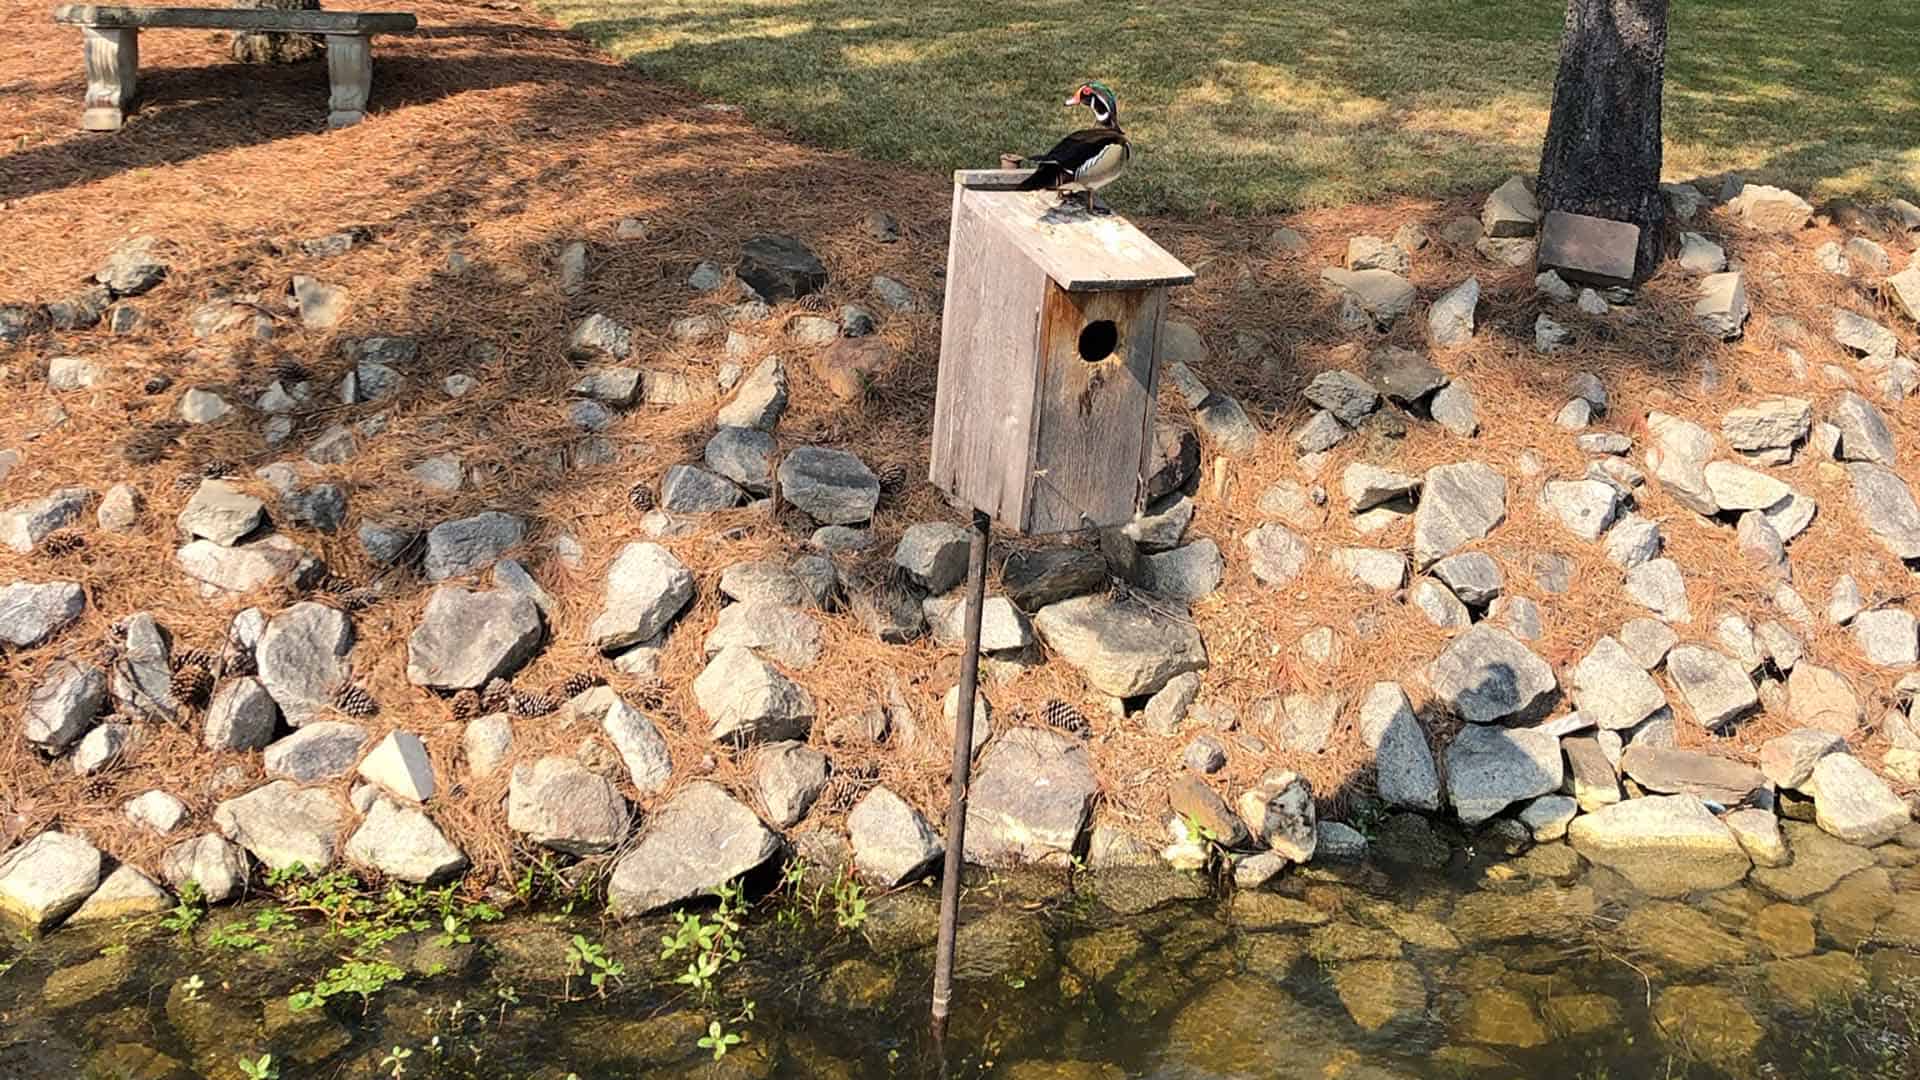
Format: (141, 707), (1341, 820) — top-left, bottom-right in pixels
(1077, 320), (1120, 363)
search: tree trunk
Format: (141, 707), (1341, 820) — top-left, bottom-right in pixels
(230, 0), (323, 65)
(1536, 0), (1668, 281)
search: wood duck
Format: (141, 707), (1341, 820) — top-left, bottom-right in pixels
(1018, 82), (1130, 214)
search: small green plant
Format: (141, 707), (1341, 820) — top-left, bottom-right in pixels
(380, 1045), (413, 1078)
(288, 958), (406, 1014)
(698, 1020), (742, 1060)
(160, 881), (206, 935)
(830, 873), (868, 931)
(179, 973), (206, 1002)
(565, 935), (625, 999)
(237, 1053), (279, 1080)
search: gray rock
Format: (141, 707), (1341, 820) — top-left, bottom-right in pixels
(1359, 682), (1441, 811)
(1124, 494), (1194, 551)
(95, 236), (168, 296)
(1195, 394), (1263, 455)
(1490, 595), (1544, 640)
(779, 447), (879, 525)
(508, 757), (630, 856)
(263, 722), (368, 783)
(1429, 625), (1557, 724)
(1320, 268), (1417, 329)
(356, 522), (420, 567)
(1703, 460), (1789, 511)
(1677, 232), (1727, 274)
(659, 464), (743, 513)
(1755, 619), (1803, 671)
(1414, 461), (1507, 568)
(1727, 184), (1813, 232)
(1694, 271), (1749, 339)
(462, 714), (513, 779)
(705, 601), (824, 667)
(1736, 511), (1787, 578)
(1431, 552), (1502, 606)
(1831, 391), (1896, 465)
(1625, 558), (1692, 623)
(737, 235), (828, 301)
(23, 660), (105, 753)
(204, 677), (278, 751)
(1429, 278), (1480, 348)
(1807, 754), (1909, 845)
(1536, 269), (1576, 303)
(95, 483), (142, 531)
(1411, 578), (1470, 628)
(424, 512), (526, 581)
(1169, 774), (1248, 848)
(176, 388), (232, 424)
(407, 455), (464, 494)
(1143, 671), (1203, 736)
(569, 314), (632, 359)
(1184, 734), (1227, 774)
(924, 594), (1031, 653)
(214, 781), (345, 872)
(1723, 397), (1812, 451)
(1759, 729), (1847, 789)
(407, 587), (543, 692)
(1665, 644), (1758, 729)
(1341, 463), (1419, 513)
(1033, 593), (1208, 698)
(1332, 547), (1406, 592)
(756, 742), (828, 828)
(694, 646), (813, 745)
(1304, 371), (1379, 425)
(848, 786), (942, 886)
(1578, 432), (1632, 455)
(893, 522), (971, 592)
(589, 542), (694, 651)
(1243, 524), (1310, 587)
(1521, 795), (1579, 841)
(1854, 608), (1919, 666)
(257, 603), (353, 726)
(568, 399), (615, 432)
(1482, 176), (1540, 237)
(305, 424), (357, 465)
(1237, 771), (1316, 861)
(1645, 412), (1718, 515)
(1431, 380), (1480, 436)
(1315, 821), (1369, 862)
(1567, 794), (1750, 893)
(1845, 462), (1920, 559)
(160, 833), (250, 904)
(608, 782), (780, 916)
(1141, 540), (1224, 600)
(1293, 409), (1350, 454)
(704, 427), (776, 495)
(1445, 725), (1563, 826)
(1620, 617), (1678, 669)
(1535, 315), (1575, 353)
(716, 357), (789, 431)
(1620, 745), (1768, 805)
(345, 799), (467, 885)
(718, 559), (812, 607)
(1541, 479), (1620, 540)
(1573, 635), (1668, 730)
(1604, 513), (1663, 569)
(1830, 575), (1866, 626)
(965, 727), (1098, 866)
(1833, 309), (1898, 360)
(1272, 692), (1342, 754)
(280, 483), (345, 534)
(70, 722), (134, 775)
(1, 487), (91, 554)
(0, 832), (101, 931)
(572, 365), (641, 406)
(1347, 235), (1410, 274)
(1563, 735), (1622, 812)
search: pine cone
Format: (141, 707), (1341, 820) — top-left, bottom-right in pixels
(223, 648), (257, 678)
(270, 358), (311, 385)
(508, 689), (557, 718)
(627, 482), (655, 512)
(556, 672), (601, 700)
(200, 461), (237, 479)
(632, 679), (669, 710)
(142, 374), (174, 396)
(877, 462), (910, 495)
(480, 678), (512, 715)
(172, 472), (204, 494)
(38, 532), (85, 558)
(339, 587), (382, 613)
(333, 684), (379, 718)
(171, 648), (213, 674)
(170, 664), (214, 708)
(1042, 699), (1088, 738)
(450, 690), (481, 721)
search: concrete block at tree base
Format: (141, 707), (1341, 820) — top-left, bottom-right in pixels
(1536, 211), (1640, 287)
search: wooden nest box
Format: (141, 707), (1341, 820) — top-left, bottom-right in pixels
(931, 169), (1197, 536)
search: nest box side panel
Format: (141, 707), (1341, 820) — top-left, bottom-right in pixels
(930, 186), (1048, 529)
(1024, 284), (1166, 535)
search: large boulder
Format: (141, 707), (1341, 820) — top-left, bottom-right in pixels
(848, 786), (943, 886)
(1567, 794), (1750, 897)
(964, 727), (1098, 867)
(0, 832), (101, 931)
(507, 757), (630, 856)
(256, 602), (353, 726)
(1444, 726), (1562, 825)
(588, 542), (694, 651)
(607, 783), (780, 916)
(213, 781), (346, 873)
(693, 647), (813, 745)
(406, 587), (544, 690)
(1428, 625), (1557, 724)
(1031, 594), (1207, 698)
(1356, 682), (1440, 811)
(1806, 753), (1909, 845)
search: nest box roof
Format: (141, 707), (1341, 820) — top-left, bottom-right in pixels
(954, 170), (1197, 292)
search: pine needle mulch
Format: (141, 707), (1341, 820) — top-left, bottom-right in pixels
(2, 0), (1919, 890)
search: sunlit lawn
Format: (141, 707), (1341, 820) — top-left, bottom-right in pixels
(539, 0), (1920, 216)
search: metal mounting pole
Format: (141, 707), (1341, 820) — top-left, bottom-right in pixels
(931, 506), (991, 1036)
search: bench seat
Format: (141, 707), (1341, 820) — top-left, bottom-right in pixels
(49, 4), (418, 130)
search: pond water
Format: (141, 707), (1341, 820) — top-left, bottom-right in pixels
(4, 813), (1918, 1079)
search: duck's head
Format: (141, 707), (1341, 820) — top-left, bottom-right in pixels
(1066, 81), (1118, 127)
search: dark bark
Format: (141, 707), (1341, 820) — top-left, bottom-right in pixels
(230, 0), (323, 64)
(1537, 0), (1669, 281)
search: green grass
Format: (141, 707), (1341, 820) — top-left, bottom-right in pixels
(538, 0), (1920, 216)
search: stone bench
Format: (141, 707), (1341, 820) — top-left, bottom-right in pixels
(51, 5), (417, 131)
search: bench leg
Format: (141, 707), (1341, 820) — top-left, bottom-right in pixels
(80, 26), (138, 131)
(324, 34), (372, 128)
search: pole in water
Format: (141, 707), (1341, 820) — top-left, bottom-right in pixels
(931, 506), (992, 1036)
